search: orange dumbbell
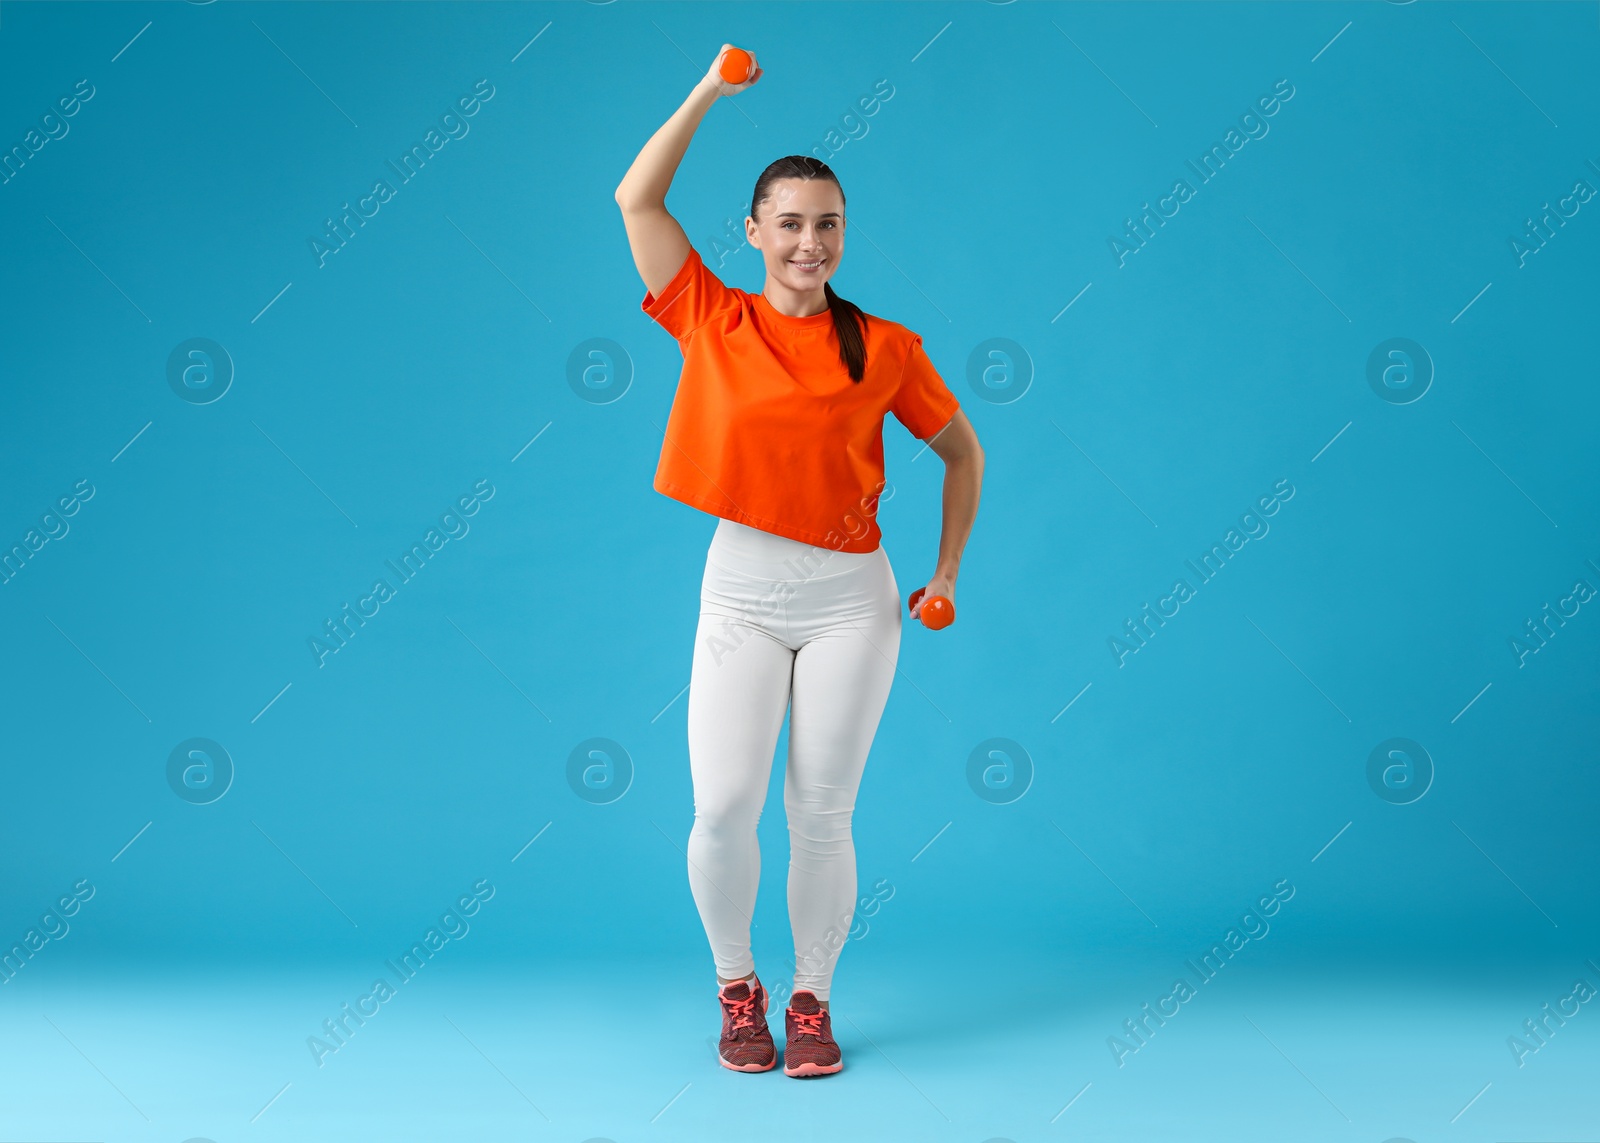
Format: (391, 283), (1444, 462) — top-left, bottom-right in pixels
(719, 47), (754, 84)
(908, 587), (955, 630)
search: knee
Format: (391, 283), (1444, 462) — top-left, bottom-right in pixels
(786, 803), (854, 849)
(692, 788), (764, 837)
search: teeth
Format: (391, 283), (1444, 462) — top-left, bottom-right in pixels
(792, 260), (823, 268)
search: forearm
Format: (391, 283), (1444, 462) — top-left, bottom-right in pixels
(933, 454), (983, 582)
(614, 78), (721, 209)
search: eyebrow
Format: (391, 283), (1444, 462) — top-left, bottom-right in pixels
(775, 211), (841, 219)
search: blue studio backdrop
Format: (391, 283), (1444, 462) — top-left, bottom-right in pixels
(1, 2), (1596, 1141)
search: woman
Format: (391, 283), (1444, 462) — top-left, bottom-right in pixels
(613, 46), (984, 1078)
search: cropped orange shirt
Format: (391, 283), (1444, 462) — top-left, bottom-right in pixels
(641, 247), (961, 553)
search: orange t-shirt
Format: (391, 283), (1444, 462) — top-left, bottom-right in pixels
(640, 246), (961, 553)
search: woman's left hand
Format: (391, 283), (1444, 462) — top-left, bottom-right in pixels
(909, 573), (956, 622)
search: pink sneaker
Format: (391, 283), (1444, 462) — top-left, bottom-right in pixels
(716, 977), (775, 1072)
(783, 991), (842, 1077)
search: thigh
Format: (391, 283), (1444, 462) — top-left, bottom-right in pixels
(687, 600), (796, 819)
(785, 554), (901, 805)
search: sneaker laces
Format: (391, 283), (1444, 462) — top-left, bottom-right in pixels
(791, 1009), (826, 1038)
(721, 987), (761, 1033)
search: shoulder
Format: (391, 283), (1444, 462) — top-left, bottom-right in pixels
(857, 310), (926, 378)
(852, 306), (919, 352)
(699, 250), (751, 297)
(691, 248), (756, 307)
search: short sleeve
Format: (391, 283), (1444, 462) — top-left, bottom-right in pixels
(641, 247), (740, 341)
(890, 334), (961, 441)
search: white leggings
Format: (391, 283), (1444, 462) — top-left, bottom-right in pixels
(685, 517), (902, 1000)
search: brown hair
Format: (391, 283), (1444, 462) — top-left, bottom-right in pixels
(750, 155), (868, 382)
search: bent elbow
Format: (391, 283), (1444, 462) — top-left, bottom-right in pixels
(615, 189), (660, 214)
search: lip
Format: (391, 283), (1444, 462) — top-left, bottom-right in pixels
(789, 258), (827, 271)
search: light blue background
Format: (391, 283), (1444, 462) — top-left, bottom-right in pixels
(2, 1), (1596, 1140)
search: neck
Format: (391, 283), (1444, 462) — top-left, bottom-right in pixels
(761, 278), (829, 318)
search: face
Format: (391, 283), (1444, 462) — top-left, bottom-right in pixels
(748, 177), (845, 290)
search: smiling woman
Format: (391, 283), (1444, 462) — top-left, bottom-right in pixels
(613, 43), (984, 1081)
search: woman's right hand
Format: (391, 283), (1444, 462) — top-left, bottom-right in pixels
(704, 44), (762, 96)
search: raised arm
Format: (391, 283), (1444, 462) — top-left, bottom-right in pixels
(614, 46), (762, 299)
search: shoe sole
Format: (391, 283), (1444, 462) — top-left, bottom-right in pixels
(784, 1060), (843, 1077)
(720, 1055), (776, 1072)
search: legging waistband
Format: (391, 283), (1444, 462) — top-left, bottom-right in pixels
(707, 517), (883, 582)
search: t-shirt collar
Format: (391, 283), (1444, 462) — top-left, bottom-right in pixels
(755, 290), (835, 329)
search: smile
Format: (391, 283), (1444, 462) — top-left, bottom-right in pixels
(790, 258), (826, 271)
